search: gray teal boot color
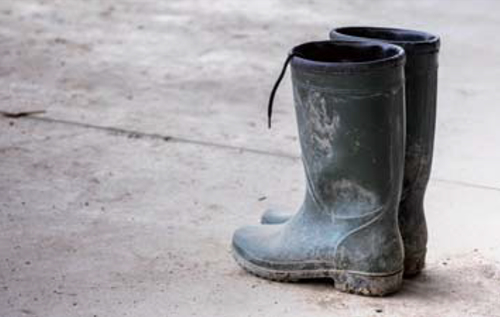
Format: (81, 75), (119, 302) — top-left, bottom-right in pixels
(261, 27), (440, 277)
(232, 41), (407, 296)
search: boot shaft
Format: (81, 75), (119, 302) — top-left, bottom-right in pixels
(288, 41), (406, 217)
(329, 27), (440, 186)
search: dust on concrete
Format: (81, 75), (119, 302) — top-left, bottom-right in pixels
(1, 0), (500, 316)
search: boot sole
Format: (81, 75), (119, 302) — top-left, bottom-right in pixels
(232, 249), (403, 296)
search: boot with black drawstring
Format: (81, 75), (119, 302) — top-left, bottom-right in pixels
(232, 40), (407, 296)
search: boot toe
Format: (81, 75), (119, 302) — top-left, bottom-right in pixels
(232, 224), (281, 266)
(260, 208), (292, 224)
(232, 222), (324, 273)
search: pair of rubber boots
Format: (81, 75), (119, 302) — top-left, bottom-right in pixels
(232, 27), (440, 296)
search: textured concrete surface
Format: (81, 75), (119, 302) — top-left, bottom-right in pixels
(1, 0), (500, 316)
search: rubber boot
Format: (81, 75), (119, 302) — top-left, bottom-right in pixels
(261, 27), (440, 277)
(232, 41), (406, 296)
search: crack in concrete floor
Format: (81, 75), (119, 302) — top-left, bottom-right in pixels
(4, 113), (500, 194)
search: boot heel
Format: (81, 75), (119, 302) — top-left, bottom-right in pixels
(331, 270), (403, 296)
(404, 251), (426, 277)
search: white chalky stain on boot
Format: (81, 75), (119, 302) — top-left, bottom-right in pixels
(327, 179), (379, 218)
(298, 90), (341, 210)
(330, 179), (377, 204)
(305, 91), (339, 158)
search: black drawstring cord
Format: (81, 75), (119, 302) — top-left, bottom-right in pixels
(267, 52), (296, 129)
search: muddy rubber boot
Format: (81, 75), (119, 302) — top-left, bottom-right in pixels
(261, 27), (440, 277)
(232, 41), (406, 296)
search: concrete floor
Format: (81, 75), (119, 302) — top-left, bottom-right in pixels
(1, 0), (500, 316)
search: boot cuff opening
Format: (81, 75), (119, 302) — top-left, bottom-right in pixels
(291, 40), (405, 74)
(331, 26), (440, 55)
